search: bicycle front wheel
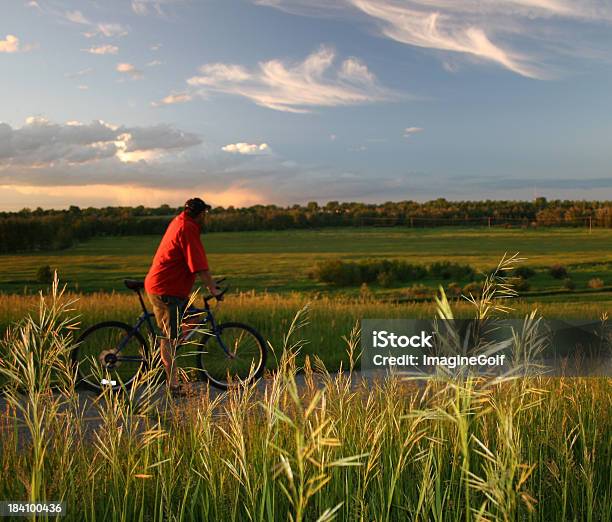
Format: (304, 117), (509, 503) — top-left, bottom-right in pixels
(197, 322), (267, 390)
(73, 321), (148, 392)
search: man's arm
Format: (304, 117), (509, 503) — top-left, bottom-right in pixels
(196, 269), (224, 300)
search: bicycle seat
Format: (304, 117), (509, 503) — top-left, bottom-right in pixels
(124, 279), (145, 291)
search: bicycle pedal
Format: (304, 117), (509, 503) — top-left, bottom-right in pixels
(169, 384), (193, 398)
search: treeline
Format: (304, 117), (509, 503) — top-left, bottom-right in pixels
(1, 198), (610, 253)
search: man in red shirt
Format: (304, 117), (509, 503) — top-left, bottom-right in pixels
(145, 197), (223, 393)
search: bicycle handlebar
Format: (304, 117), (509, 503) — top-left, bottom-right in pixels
(203, 278), (228, 303)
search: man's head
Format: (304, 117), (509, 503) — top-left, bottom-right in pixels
(184, 197), (211, 219)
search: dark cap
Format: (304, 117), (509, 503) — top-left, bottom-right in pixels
(184, 197), (211, 215)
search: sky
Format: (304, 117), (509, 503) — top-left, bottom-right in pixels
(1, 0), (612, 210)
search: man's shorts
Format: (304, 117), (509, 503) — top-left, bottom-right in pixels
(147, 294), (188, 340)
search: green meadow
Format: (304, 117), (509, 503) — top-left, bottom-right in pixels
(0, 226), (609, 374)
(1, 227), (610, 521)
(0, 227), (610, 301)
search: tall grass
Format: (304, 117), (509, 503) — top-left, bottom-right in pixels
(1, 288), (609, 373)
(0, 262), (610, 520)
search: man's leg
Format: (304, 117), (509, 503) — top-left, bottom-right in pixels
(148, 294), (183, 387)
(160, 337), (181, 386)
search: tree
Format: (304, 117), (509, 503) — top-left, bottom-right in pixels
(36, 265), (53, 284)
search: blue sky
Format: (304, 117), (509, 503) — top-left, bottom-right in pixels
(1, 0), (611, 209)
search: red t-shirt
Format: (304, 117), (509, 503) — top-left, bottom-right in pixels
(144, 211), (209, 298)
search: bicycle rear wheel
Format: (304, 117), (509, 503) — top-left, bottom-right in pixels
(73, 321), (148, 392)
(197, 322), (267, 390)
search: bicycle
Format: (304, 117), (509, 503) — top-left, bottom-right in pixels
(72, 278), (267, 392)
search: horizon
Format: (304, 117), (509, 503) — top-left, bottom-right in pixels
(2, 0), (612, 210)
(3, 195), (611, 214)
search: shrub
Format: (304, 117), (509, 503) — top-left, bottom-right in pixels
(376, 271), (396, 287)
(510, 276), (530, 292)
(311, 259), (360, 286)
(446, 282), (462, 297)
(311, 258), (428, 286)
(391, 262), (427, 281)
(549, 264), (568, 279)
(404, 283), (433, 298)
(352, 260), (377, 283)
(429, 261), (475, 280)
(512, 266), (536, 279)
(563, 277), (576, 290)
(359, 282), (373, 301)
(588, 277), (604, 289)
(36, 265), (53, 284)
(462, 281), (483, 297)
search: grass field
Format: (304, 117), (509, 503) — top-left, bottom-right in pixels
(0, 291), (609, 374)
(0, 227), (610, 302)
(1, 231), (610, 520)
(1, 283), (610, 521)
(1, 226), (610, 375)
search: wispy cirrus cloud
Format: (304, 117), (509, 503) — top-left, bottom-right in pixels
(159, 46), (397, 113)
(132, 0), (187, 17)
(64, 10), (129, 38)
(404, 126), (423, 137)
(84, 23), (129, 38)
(65, 67), (94, 79)
(253, 0), (612, 79)
(64, 10), (90, 25)
(151, 92), (193, 107)
(83, 44), (118, 55)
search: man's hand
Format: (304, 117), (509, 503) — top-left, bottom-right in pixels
(212, 286), (224, 301)
(196, 269), (224, 301)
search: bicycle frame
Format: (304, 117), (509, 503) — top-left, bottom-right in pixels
(116, 287), (233, 362)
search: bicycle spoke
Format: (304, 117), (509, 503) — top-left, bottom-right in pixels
(74, 322), (147, 391)
(198, 323), (265, 388)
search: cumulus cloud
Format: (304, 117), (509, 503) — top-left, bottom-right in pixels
(83, 44), (119, 55)
(177, 46), (396, 113)
(222, 143), (270, 155)
(3, 117), (609, 206)
(403, 126), (423, 137)
(0, 116), (324, 208)
(253, 0), (612, 78)
(120, 124), (201, 152)
(116, 62), (143, 79)
(0, 117), (201, 170)
(0, 35), (19, 53)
